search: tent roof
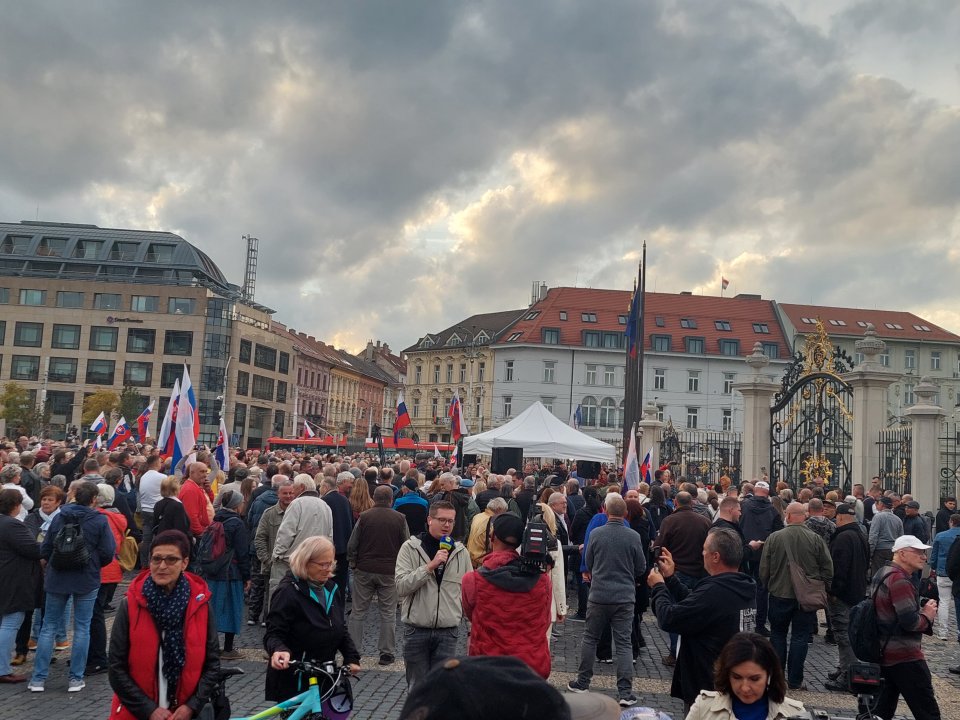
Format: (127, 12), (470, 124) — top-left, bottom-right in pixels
(462, 401), (616, 463)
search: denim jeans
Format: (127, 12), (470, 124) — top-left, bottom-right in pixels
(768, 595), (815, 688)
(30, 587), (98, 684)
(402, 625), (458, 691)
(0, 611), (25, 675)
(31, 593), (70, 642)
(576, 601), (635, 696)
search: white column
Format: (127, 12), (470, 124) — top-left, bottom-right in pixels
(733, 343), (780, 483)
(636, 401), (664, 470)
(905, 377), (946, 513)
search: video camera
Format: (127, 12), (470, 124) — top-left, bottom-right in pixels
(518, 498), (558, 575)
(792, 663), (884, 720)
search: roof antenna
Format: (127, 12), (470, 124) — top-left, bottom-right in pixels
(574, 266), (580, 288)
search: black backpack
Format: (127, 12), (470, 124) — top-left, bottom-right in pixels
(50, 519), (90, 571)
(849, 573), (893, 663)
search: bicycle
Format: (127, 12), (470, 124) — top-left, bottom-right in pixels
(219, 659), (354, 720)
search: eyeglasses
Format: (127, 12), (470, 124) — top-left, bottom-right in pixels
(150, 555), (183, 566)
(309, 560), (334, 570)
(431, 516), (455, 525)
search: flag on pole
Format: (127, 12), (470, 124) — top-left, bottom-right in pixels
(640, 448), (653, 485)
(450, 443), (459, 466)
(93, 434), (103, 451)
(157, 378), (180, 458)
(721, 277), (730, 291)
(172, 364), (199, 469)
(569, 404), (583, 429)
(107, 417), (133, 450)
(135, 401), (154, 443)
(624, 286), (641, 359)
(89, 411), (107, 436)
(214, 417), (230, 472)
(448, 391), (468, 442)
(433, 443), (442, 459)
(623, 422), (640, 491)
(302, 419), (315, 439)
(394, 392), (412, 443)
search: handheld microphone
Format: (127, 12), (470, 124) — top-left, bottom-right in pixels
(438, 535), (453, 572)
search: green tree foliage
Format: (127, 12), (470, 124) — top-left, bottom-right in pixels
(118, 387), (146, 425)
(82, 389), (119, 428)
(0, 383), (49, 436)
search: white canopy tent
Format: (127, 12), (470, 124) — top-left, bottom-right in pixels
(462, 401), (617, 463)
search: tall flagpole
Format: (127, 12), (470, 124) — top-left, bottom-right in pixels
(638, 241), (646, 421)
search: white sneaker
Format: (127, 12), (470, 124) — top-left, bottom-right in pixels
(67, 679), (85, 692)
(28, 682), (44, 692)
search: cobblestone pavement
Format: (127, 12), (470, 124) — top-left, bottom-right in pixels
(4, 584), (960, 719)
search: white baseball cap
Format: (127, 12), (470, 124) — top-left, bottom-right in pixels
(755, 481), (770, 490)
(892, 535), (931, 552)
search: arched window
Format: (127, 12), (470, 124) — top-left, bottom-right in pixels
(599, 398), (617, 428)
(581, 396), (598, 427)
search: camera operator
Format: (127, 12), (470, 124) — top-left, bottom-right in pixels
(871, 535), (941, 720)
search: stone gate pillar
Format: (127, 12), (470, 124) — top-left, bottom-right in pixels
(905, 377), (945, 512)
(733, 343), (780, 483)
(844, 325), (897, 492)
(636, 400), (664, 471)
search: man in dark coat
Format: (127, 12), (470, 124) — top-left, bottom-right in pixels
(739, 481), (783, 635)
(321, 474), (355, 604)
(825, 503), (870, 691)
(648, 527), (756, 709)
(936, 498), (957, 536)
(713, 496), (763, 571)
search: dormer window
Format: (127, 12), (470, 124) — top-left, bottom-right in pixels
(446, 333), (462, 346)
(420, 336), (435, 348)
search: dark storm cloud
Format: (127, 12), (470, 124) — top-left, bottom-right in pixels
(0, 0), (957, 351)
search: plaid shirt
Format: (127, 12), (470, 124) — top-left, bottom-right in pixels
(871, 563), (933, 666)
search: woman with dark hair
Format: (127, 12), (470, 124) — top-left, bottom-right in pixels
(569, 486), (602, 621)
(109, 529), (220, 720)
(646, 485), (672, 534)
(625, 498), (655, 656)
(206, 490), (251, 661)
(685, 632), (804, 720)
(0, 488), (41, 683)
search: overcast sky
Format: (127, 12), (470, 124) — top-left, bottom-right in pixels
(1, 1), (958, 352)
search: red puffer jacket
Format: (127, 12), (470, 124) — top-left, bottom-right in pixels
(99, 509), (127, 584)
(462, 549), (553, 678)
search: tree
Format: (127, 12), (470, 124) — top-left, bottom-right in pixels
(118, 387), (146, 425)
(0, 383), (45, 436)
(83, 389), (119, 428)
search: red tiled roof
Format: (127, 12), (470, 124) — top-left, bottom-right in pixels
(778, 304), (960, 343)
(495, 287), (790, 358)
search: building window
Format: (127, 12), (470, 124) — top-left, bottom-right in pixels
(203, 333), (230, 359)
(200, 366), (224, 393)
(680, 318), (697, 329)
(618, 315), (628, 325)
(559, 311), (567, 321)
(656, 405), (665, 422)
(586, 365), (597, 385)
(124, 362), (153, 387)
(14, 322), (43, 348)
(723, 373), (735, 395)
(459, 363), (467, 383)
(85, 359), (115, 385)
(0, 288), (8, 304)
(93, 293), (121, 310)
(505, 361), (514, 382)
(905, 349), (916, 369)
(168, 297), (195, 315)
(89, 326), (118, 352)
(603, 333), (622, 349)
(412, 398), (420, 418)
(722, 408), (733, 431)
(445, 364), (453, 383)
(604, 366), (615, 386)
(276, 381), (287, 403)
(146, 244), (175, 263)
(688, 370), (700, 392)
(719, 339), (740, 356)
(48, 357), (77, 384)
(715, 320), (731, 331)
(430, 397), (439, 421)
(131, 295), (159, 312)
(583, 331), (601, 347)
(753, 323), (770, 334)
(122, 328), (154, 354)
(51, 324), (80, 350)
(500, 394), (512, 418)
(73, 239), (101, 258)
(254, 344), (277, 370)
(252, 375), (275, 401)
(19, 289), (46, 306)
(236, 371), (249, 396)
(543, 361), (556, 383)
(686, 407), (699, 429)
(109, 241), (138, 261)
(581, 396), (597, 427)
(239, 340), (252, 364)
(0, 320), (4, 344)
(543, 328), (560, 344)
(433, 364), (440, 384)
(478, 362), (485, 382)
(36, 237), (66, 257)
(415, 365), (422, 383)
(160, 363), (183, 388)
(164, 331), (193, 356)
(762, 343), (779, 359)
(880, 352), (890, 367)
(652, 335), (671, 352)
(56, 291), (84, 308)
(1, 235), (31, 254)
(931, 352), (941, 370)
(904, 384), (915, 406)
(599, 398), (617, 428)
(11, 355), (40, 381)
(279, 352), (290, 374)
(46, 390), (74, 418)
(654, 368), (666, 390)
(685, 337), (705, 354)
(581, 313), (597, 323)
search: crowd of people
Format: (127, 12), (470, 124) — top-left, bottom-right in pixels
(0, 431), (956, 720)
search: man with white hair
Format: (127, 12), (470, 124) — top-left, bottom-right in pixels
(321, 473), (355, 603)
(272, 474), (334, 592)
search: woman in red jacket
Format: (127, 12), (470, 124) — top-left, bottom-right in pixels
(109, 530), (220, 720)
(85, 484), (128, 674)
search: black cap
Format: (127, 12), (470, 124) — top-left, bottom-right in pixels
(492, 513), (526, 547)
(835, 503), (856, 516)
(878, 496), (894, 507)
(399, 656), (571, 720)
(906, 500), (920, 509)
(403, 478), (419, 491)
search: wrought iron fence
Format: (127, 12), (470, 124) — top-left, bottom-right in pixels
(940, 420), (960, 502)
(659, 421), (743, 486)
(877, 426), (912, 496)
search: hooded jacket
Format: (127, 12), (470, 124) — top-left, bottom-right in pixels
(461, 549), (553, 678)
(99, 507), (128, 585)
(40, 502), (115, 595)
(651, 571), (757, 703)
(739, 495), (783, 542)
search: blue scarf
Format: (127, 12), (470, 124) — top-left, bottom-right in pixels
(142, 574), (191, 706)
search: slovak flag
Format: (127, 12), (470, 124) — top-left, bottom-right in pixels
(172, 364), (199, 469)
(89, 411), (108, 436)
(157, 378), (180, 458)
(434, 443), (442, 459)
(448, 391), (468, 442)
(640, 448), (653, 485)
(107, 417), (133, 450)
(135, 401), (154, 443)
(623, 422), (640, 491)
(303, 419), (315, 439)
(722, 277), (730, 290)
(93, 434), (104, 451)
(394, 393), (412, 443)
(450, 444), (459, 466)
(214, 417), (230, 473)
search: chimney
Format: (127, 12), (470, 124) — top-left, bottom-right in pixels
(539, 282), (547, 301)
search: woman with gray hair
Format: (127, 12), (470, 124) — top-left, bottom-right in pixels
(263, 536), (360, 702)
(0, 465), (32, 521)
(204, 489), (251, 661)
